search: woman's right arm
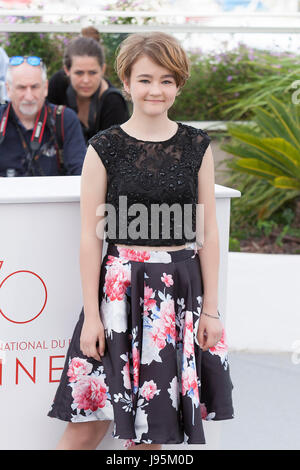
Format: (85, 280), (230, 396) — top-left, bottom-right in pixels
(79, 144), (107, 361)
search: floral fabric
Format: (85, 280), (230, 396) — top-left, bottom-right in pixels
(48, 243), (234, 445)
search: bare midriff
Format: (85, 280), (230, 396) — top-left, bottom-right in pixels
(115, 243), (188, 251)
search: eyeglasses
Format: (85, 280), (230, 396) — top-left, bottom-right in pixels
(9, 56), (43, 66)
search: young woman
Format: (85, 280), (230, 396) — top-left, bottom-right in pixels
(48, 32), (234, 450)
(47, 36), (129, 143)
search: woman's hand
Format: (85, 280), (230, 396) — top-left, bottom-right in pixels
(80, 316), (105, 361)
(197, 314), (223, 351)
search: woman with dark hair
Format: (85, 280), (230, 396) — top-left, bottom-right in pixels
(47, 36), (129, 143)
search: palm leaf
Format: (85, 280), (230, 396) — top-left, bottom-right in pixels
(274, 177), (300, 190)
(225, 129), (297, 175)
(262, 96), (300, 149)
(235, 158), (289, 179)
(223, 95), (300, 219)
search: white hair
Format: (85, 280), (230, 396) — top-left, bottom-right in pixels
(6, 62), (47, 85)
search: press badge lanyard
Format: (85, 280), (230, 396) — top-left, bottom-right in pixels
(0, 103), (49, 174)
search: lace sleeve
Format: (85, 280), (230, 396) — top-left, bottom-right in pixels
(192, 129), (211, 173)
(88, 131), (111, 172)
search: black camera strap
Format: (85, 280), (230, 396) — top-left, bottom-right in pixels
(29, 103), (48, 153)
(14, 104), (49, 176)
(0, 102), (48, 153)
(0, 102), (11, 144)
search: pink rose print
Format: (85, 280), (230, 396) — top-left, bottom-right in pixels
(140, 380), (158, 401)
(149, 298), (176, 351)
(209, 328), (228, 357)
(72, 375), (108, 411)
(104, 259), (131, 301)
(122, 361), (131, 390)
(132, 345), (140, 390)
(183, 312), (194, 359)
(159, 299), (176, 341)
(67, 357), (93, 383)
(182, 366), (199, 402)
(143, 284), (156, 316)
(124, 439), (136, 449)
(117, 247), (151, 262)
(106, 255), (126, 266)
(161, 273), (174, 287)
(200, 402), (208, 419)
(151, 326), (166, 350)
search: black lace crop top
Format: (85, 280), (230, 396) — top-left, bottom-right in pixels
(88, 123), (211, 246)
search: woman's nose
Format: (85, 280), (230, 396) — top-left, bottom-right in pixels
(82, 73), (90, 83)
(149, 82), (161, 95)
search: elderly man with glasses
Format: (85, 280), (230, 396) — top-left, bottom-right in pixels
(0, 56), (86, 177)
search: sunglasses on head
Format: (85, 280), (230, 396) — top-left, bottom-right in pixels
(9, 56), (43, 66)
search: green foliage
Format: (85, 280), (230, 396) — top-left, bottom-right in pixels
(101, 33), (128, 88)
(0, 31), (76, 78)
(219, 53), (300, 120)
(223, 165), (300, 250)
(256, 220), (278, 237)
(169, 44), (294, 121)
(222, 96), (300, 220)
(229, 237), (240, 252)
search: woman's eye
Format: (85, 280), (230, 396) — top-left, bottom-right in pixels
(75, 71), (84, 76)
(139, 79), (150, 83)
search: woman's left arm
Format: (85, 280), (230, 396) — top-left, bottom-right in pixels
(196, 144), (223, 351)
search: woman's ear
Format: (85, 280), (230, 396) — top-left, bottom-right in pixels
(123, 79), (130, 94)
(101, 63), (107, 75)
(63, 65), (70, 77)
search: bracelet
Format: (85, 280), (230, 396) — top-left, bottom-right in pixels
(201, 310), (220, 319)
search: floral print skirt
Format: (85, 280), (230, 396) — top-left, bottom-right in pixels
(47, 243), (234, 446)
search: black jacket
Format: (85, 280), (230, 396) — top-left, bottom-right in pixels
(47, 70), (129, 142)
(0, 102), (86, 177)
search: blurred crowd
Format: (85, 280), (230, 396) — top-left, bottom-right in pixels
(0, 27), (129, 177)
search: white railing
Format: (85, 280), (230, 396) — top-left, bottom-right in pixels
(1, 9), (300, 17)
(0, 9), (300, 33)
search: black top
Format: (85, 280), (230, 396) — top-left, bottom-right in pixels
(47, 69), (129, 143)
(88, 123), (211, 246)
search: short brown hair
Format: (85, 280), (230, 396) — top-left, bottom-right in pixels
(115, 32), (190, 97)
